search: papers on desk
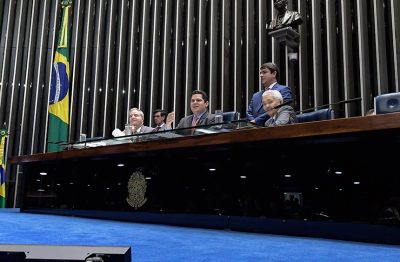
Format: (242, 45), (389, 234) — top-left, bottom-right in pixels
(71, 141), (108, 149)
(84, 141), (108, 147)
(195, 128), (218, 134)
(112, 128), (125, 137)
(152, 132), (183, 139)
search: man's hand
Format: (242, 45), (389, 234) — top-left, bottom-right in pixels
(166, 112), (175, 128)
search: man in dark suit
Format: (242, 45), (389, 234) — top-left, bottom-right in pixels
(166, 90), (215, 129)
(152, 109), (167, 131)
(246, 62), (292, 126)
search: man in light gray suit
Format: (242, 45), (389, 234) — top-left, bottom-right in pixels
(166, 90), (215, 129)
(128, 108), (154, 133)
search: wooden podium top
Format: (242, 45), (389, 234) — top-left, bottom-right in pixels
(9, 113), (400, 164)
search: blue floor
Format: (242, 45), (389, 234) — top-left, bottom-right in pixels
(1, 209), (400, 261)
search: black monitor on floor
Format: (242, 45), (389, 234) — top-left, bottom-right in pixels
(0, 244), (131, 261)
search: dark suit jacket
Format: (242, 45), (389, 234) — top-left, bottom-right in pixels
(153, 123), (166, 132)
(177, 111), (215, 128)
(246, 83), (292, 126)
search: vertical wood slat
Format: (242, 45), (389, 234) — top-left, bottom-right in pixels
(34, 0), (52, 153)
(390, 0), (400, 92)
(270, 0), (278, 64)
(148, 0), (161, 126)
(233, 0), (242, 112)
(161, 0), (173, 112)
(373, 0), (389, 95)
(325, 0), (338, 107)
(220, 0), (229, 111)
(311, 0), (323, 107)
(0, 0), (16, 123)
(298, 0), (309, 111)
(126, 0), (140, 124)
(172, 0), (184, 121)
(18, 0), (39, 156)
(0, 2), (4, 36)
(196, 0), (206, 99)
(6, 0), (27, 158)
(341, 0), (356, 116)
(257, 0), (267, 92)
(184, 0), (195, 116)
(101, 0), (117, 136)
(356, 0), (372, 114)
(208, 0), (218, 111)
(70, 0), (84, 138)
(245, 0), (255, 115)
(138, 0), (151, 112)
(77, 1), (93, 138)
(113, 0), (129, 130)
(87, 0), (105, 136)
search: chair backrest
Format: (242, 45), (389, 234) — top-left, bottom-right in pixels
(374, 92), (400, 114)
(297, 108), (334, 123)
(222, 111), (240, 121)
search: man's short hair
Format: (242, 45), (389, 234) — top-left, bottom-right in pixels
(153, 109), (167, 117)
(192, 90), (209, 102)
(129, 108), (144, 118)
(260, 62), (280, 81)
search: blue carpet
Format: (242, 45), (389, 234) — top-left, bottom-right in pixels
(0, 209), (399, 261)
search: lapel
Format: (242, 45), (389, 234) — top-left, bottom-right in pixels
(257, 92), (264, 112)
(197, 112), (208, 125)
(138, 126), (148, 133)
(271, 83), (279, 91)
(187, 116), (195, 127)
(256, 90), (267, 112)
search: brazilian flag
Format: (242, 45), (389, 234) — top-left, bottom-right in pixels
(47, 0), (72, 152)
(0, 127), (8, 208)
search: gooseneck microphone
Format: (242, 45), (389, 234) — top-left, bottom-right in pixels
(273, 100), (293, 110)
(297, 97), (362, 114)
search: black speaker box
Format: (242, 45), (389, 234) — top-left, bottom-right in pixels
(374, 92), (400, 114)
(0, 244), (131, 261)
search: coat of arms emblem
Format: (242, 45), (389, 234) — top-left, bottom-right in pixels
(126, 170), (147, 209)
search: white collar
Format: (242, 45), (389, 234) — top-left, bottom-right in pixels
(134, 126), (142, 133)
(265, 82), (278, 90)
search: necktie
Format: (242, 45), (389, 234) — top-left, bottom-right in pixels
(155, 126), (161, 131)
(192, 115), (199, 126)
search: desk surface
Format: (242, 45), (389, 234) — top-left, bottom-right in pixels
(9, 113), (400, 164)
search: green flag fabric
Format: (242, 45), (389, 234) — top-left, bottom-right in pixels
(47, 0), (72, 152)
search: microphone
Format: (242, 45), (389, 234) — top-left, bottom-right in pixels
(264, 100), (293, 113)
(273, 99), (293, 110)
(297, 97), (362, 114)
